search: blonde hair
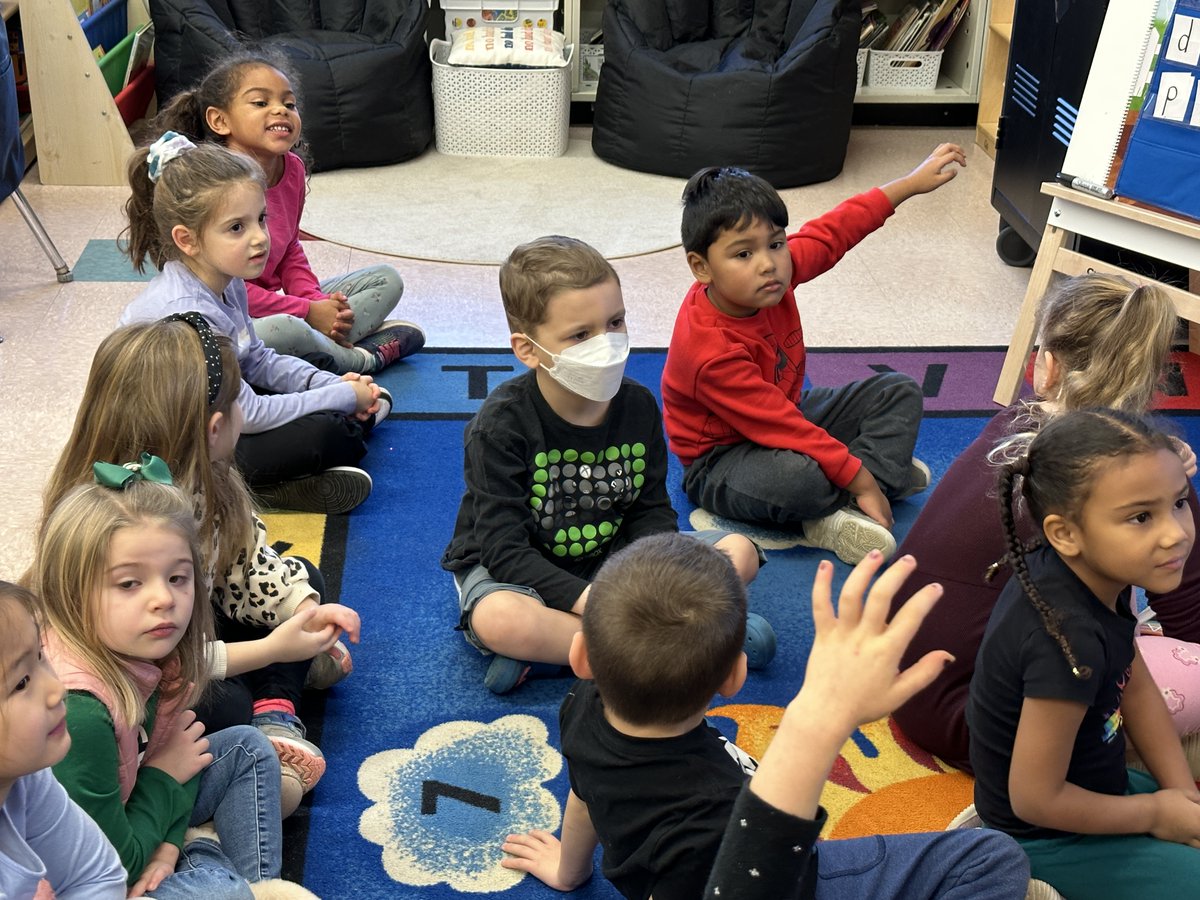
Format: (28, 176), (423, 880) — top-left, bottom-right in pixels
(42, 320), (254, 584)
(1035, 273), (1176, 415)
(122, 140), (265, 273)
(498, 235), (619, 335)
(32, 482), (212, 727)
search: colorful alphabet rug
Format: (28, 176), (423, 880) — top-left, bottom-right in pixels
(271, 348), (1200, 897)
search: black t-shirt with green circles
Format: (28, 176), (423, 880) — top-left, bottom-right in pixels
(442, 370), (678, 611)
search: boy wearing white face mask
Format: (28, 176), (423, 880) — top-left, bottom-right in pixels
(442, 236), (774, 693)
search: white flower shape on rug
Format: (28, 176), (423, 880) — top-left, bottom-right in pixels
(359, 714), (562, 892)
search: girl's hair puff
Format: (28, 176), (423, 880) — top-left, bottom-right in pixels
(0, 581), (38, 694)
(123, 141), (265, 273)
(42, 320), (254, 582)
(1035, 273), (1176, 415)
(996, 408), (1179, 679)
(151, 47), (301, 146)
(32, 481), (212, 728)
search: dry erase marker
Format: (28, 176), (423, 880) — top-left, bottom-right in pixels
(1056, 172), (1114, 200)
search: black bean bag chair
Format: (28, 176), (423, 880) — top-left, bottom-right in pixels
(592, 0), (859, 188)
(149, 0), (433, 171)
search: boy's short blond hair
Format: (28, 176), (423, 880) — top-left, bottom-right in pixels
(499, 235), (620, 335)
(584, 533), (746, 726)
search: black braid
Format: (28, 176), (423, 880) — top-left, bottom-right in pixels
(997, 461), (1092, 680)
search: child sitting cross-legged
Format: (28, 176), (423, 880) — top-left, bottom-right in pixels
(441, 235), (774, 694)
(501, 533), (1032, 899)
(662, 145), (966, 564)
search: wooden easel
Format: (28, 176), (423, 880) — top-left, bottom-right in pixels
(993, 182), (1200, 406)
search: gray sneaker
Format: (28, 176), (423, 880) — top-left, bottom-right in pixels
(253, 466), (372, 515)
(895, 458), (932, 501)
(800, 506), (897, 565)
(356, 321), (425, 372)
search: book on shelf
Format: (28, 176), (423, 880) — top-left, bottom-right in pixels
(123, 20), (153, 86)
(876, 0), (969, 54)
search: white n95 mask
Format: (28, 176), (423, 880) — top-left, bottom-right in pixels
(527, 332), (630, 402)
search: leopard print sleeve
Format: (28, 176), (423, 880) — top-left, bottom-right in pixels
(214, 515), (317, 626)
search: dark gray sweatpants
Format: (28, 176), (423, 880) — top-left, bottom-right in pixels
(682, 372), (922, 525)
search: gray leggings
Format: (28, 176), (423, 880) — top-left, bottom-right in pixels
(253, 264), (404, 373)
(683, 372), (923, 525)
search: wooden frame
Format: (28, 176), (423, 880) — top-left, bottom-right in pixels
(22, 0), (147, 185)
(994, 182), (1200, 405)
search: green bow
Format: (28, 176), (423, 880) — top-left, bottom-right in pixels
(93, 453), (174, 489)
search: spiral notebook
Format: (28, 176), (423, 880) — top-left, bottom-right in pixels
(1060, 0), (1176, 190)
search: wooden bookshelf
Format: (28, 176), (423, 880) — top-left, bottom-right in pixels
(22, 0), (148, 185)
(975, 0), (1012, 158)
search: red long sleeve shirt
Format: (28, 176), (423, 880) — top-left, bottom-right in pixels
(661, 188), (894, 487)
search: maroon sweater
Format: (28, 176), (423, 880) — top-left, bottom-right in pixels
(890, 404), (1200, 771)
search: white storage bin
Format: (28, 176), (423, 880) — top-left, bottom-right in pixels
(855, 48), (867, 92)
(867, 49), (942, 91)
(441, 0), (557, 36)
(430, 38), (573, 158)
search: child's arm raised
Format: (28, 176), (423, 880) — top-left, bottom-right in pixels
(500, 789), (599, 890)
(880, 143), (966, 209)
(1120, 645), (1199, 795)
(748, 552), (949, 817)
(1010, 696), (1200, 844)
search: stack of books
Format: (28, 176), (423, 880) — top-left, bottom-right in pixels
(863, 0), (970, 53)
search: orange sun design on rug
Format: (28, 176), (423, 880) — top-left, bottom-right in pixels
(708, 705), (975, 840)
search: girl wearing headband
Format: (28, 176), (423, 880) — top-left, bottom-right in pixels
(118, 132), (382, 515)
(42, 318), (361, 819)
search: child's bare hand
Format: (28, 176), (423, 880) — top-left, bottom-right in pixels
(307, 298), (353, 346)
(847, 467), (893, 528)
(500, 830), (591, 891)
(304, 602), (361, 644)
(264, 607), (342, 664)
(344, 376), (376, 416)
(881, 142), (965, 206)
(1172, 438), (1198, 478)
(144, 709), (212, 785)
(1150, 788), (1200, 847)
(127, 844), (179, 896)
(797, 552), (950, 735)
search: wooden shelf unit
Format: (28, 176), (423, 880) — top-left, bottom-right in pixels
(975, 0), (1011, 158)
(22, 0), (148, 185)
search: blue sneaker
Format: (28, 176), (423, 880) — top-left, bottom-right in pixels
(484, 656), (563, 694)
(744, 613), (777, 670)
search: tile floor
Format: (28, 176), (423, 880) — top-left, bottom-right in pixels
(0, 124), (1031, 579)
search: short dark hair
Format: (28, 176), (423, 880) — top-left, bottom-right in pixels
(680, 167), (789, 255)
(584, 533), (747, 726)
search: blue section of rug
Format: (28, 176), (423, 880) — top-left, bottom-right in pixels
(292, 348), (1033, 898)
(70, 239), (156, 282)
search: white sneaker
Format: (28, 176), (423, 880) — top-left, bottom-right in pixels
(895, 457), (932, 501)
(800, 506), (897, 565)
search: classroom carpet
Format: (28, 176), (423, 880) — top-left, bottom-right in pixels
(271, 346), (1200, 897)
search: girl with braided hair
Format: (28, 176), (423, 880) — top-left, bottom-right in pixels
(966, 409), (1200, 898)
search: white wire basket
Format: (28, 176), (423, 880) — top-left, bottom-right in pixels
(856, 48), (868, 92)
(866, 49), (943, 91)
(430, 38), (573, 158)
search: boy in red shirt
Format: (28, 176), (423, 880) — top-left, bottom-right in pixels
(661, 144), (965, 564)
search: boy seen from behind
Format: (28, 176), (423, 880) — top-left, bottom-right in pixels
(441, 236), (771, 694)
(501, 534), (1032, 900)
(662, 144), (966, 564)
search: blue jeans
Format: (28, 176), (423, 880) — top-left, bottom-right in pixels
(816, 829), (1029, 900)
(150, 726), (282, 899)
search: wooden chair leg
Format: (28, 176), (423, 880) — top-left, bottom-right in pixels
(993, 224), (1070, 406)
